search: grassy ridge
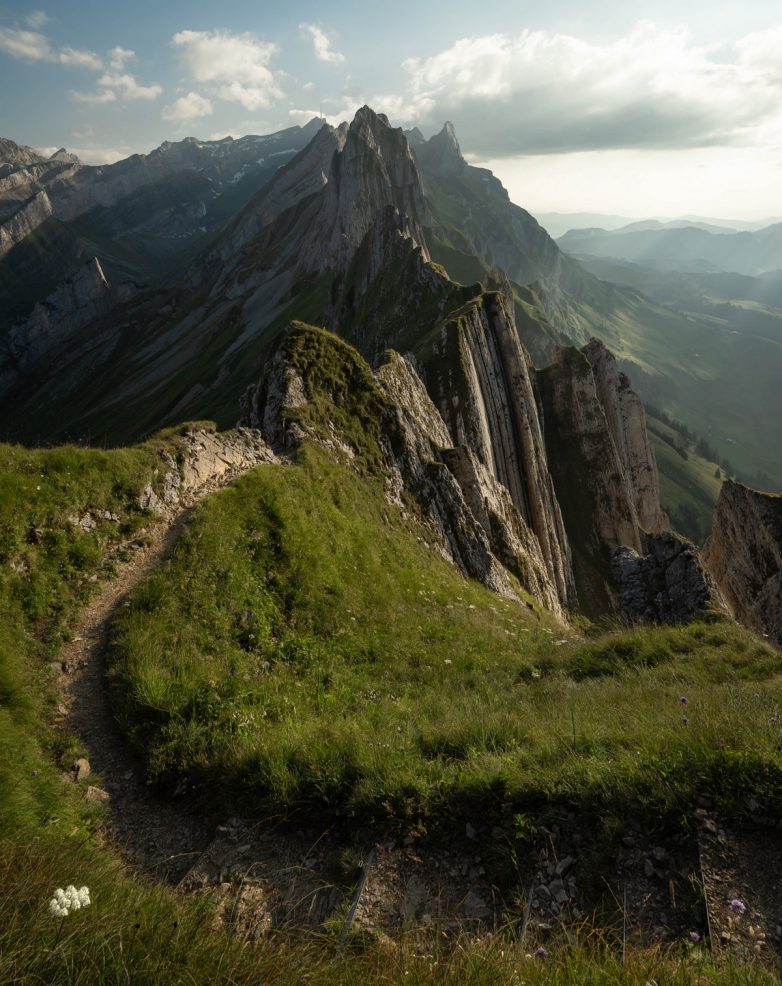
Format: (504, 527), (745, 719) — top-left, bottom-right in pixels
(111, 443), (782, 839)
(0, 431), (780, 982)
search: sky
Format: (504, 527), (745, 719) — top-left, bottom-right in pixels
(1, 0), (781, 220)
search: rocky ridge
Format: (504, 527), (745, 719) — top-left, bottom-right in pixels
(703, 481), (782, 645)
(0, 258), (136, 397)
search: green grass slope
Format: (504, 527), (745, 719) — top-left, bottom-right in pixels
(648, 414), (724, 543)
(112, 441), (782, 840)
(0, 420), (781, 982)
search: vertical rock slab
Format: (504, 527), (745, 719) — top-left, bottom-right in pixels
(702, 481), (782, 645)
(423, 292), (575, 609)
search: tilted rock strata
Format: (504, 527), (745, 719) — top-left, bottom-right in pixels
(423, 292), (575, 609)
(241, 327), (566, 617)
(582, 338), (667, 534)
(702, 481), (782, 645)
(538, 343), (667, 614)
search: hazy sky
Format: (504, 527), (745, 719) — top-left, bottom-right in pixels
(1, 0), (781, 219)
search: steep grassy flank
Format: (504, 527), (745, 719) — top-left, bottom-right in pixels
(648, 415), (724, 543)
(0, 427), (781, 983)
(112, 441), (782, 839)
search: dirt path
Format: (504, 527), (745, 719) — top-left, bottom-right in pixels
(56, 501), (217, 881)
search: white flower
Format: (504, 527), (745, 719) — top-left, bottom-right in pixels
(49, 884), (91, 917)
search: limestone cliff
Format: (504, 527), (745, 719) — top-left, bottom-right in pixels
(538, 341), (667, 614)
(422, 292), (575, 608)
(702, 481), (782, 645)
(240, 323), (565, 618)
(582, 338), (667, 534)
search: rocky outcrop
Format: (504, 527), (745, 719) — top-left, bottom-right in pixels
(138, 428), (278, 517)
(582, 338), (666, 534)
(613, 532), (724, 624)
(538, 342), (667, 615)
(0, 258), (136, 397)
(0, 188), (53, 257)
(241, 324), (566, 617)
(702, 481), (782, 645)
(424, 292), (576, 608)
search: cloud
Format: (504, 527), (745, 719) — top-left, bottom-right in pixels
(69, 87), (116, 104)
(171, 29), (283, 109)
(0, 26), (101, 67)
(162, 91), (213, 121)
(300, 24), (344, 64)
(26, 10), (48, 29)
(394, 22), (782, 156)
(96, 71), (161, 100)
(71, 70), (162, 105)
(109, 46), (135, 70)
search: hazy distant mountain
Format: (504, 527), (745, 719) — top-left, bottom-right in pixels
(538, 212), (777, 239)
(558, 222), (782, 276)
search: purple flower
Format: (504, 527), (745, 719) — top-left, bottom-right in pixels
(534, 946), (548, 959)
(730, 899), (746, 915)
(689, 931), (701, 943)
(682, 716), (689, 726)
(680, 696), (688, 705)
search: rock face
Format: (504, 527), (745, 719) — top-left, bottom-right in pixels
(538, 341), (667, 614)
(0, 258), (136, 397)
(702, 481), (782, 645)
(137, 428), (278, 517)
(581, 338), (666, 535)
(613, 533), (724, 624)
(241, 323), (566, 617)
(423, 292), (575, 609)
(0, 188), (53, 256)
(298, 106), (431, 276)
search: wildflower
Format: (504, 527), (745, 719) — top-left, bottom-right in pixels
(680, 696), (688, 705)
(534, 946), (548, 959)
(682, 716), (689, 726)
(730, 899), (746, 915)
(49, 885), (90, 917)
(689, 931), (701, 943)
(769, 715), (779, 726)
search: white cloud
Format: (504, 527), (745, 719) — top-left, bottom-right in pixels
(395, 22), (782, 156)
(58, 46), (103, 70)
(71, 70), (162, 105)
(302, 81), (315, 91)
(109, 46), (135, 71)
(0, 26), (101, 67)
(97, 71), (161, 100)
(171, 28), (283, 110)
(69, 87), (116, 104)
(26, 10), (48, 29)
(162, 91), (213, 121)
(299, 24), (344, 64)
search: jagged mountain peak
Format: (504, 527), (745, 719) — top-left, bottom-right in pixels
(296, 105), (431, 275)
(416, 120), (466, 177)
